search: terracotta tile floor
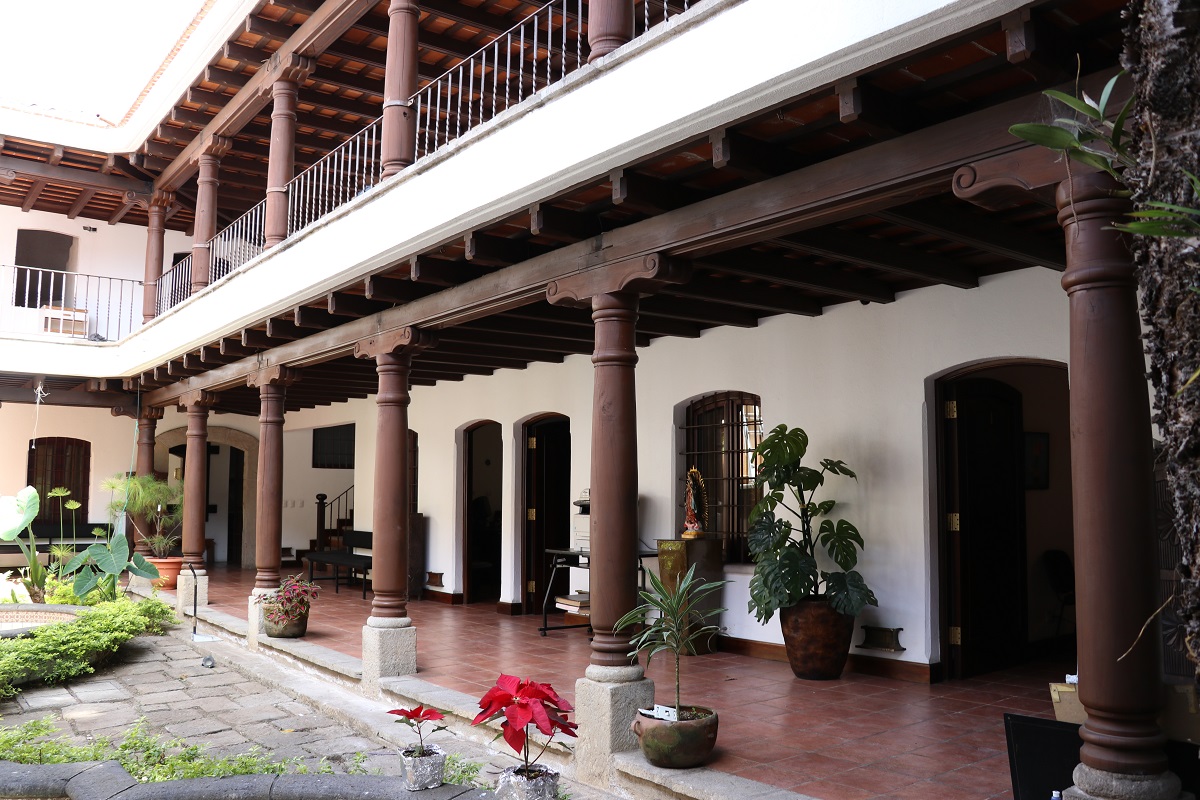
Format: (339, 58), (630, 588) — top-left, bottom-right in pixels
(206, 565), (1067, 800)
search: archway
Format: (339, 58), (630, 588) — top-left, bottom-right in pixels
(931, 359), (1073, 679)
(520, 414), (571, 615)
(462, 421), (502, 604)
(156, 426), (258, 567)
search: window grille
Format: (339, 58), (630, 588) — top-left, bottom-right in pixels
(312, 423), (355, 470)
(682, 392), (763, 563)
(26, 437), (90, 523)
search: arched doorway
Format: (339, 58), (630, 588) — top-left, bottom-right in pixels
(156, 426), (258, 567)
(521, 414), (571, 615)
(462, 421), (503, 604)
(934, 360), (1073, 679)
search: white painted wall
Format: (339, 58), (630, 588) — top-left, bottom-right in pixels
(281, 427), (354, 553)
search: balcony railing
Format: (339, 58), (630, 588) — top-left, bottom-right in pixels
(0, 264), (140, 341)
(152, 0), (699, 318)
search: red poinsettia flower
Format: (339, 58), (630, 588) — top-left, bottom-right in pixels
(389, 704), (445, 724)
(472, 674), (578, 769)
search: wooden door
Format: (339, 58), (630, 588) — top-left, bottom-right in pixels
(464, 422), (502, 603)
(227, 447), (244, 566)
(523, 417), (571, 613)
(944, 378), (1027, 678)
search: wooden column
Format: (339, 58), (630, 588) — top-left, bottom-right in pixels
(133, 407), (164, 555)
(547, 254), (690, 668)
(178, 391), (217, 571)
(191, 137), (231, 293)
(249, 367), (298, 589)
(142, 190), (173, 322)
(587, 0), (634, 62)
(381, 0), (420, 180)
(355, 327), (435, 618)
(264, 61), (313, 248)
(1060, 173), (1168, 779)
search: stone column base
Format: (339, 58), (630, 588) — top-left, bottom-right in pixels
(175, 572), (208, 618)
(361, 618), (416, 693)
(1065, 764), (1191, 800)
(573, 665), (655, 785)
(246, 589), (272, 652)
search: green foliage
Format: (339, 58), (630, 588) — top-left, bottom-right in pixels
(443, 753), (486, 788)
(615, 564), (727, 718)
(255, 574), (319, 625)
(63, 531), (158, 602)
(0, 486), (49, 603)
(100, 474), (183, 546)
(0, 597), (175, 697)
(747, 425), (878, 622)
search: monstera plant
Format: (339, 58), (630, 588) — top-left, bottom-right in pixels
(747, 424), (877, 679)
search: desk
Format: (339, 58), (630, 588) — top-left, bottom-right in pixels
(539, 548), (656, 636)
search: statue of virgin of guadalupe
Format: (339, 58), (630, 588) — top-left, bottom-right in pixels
(682, 467), (707, 539)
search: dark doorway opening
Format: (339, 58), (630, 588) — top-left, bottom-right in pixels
(464, 422), (502, 604)
(522, 416), (571, 615)
(13, 230), (74, 308)
(227, 447), (245, 567)
(937, 363), (1074, 679)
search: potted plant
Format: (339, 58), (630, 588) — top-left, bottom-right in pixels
(471, 674), (577, 799)
(747, 424), (878, 680)
(254, 574), (319, 638)
(615, 563), (727, 769)
(101, 474), (183, 588)
(389, 704), (449, 789)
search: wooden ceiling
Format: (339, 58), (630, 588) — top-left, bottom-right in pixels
(5, 0), (1128, 412)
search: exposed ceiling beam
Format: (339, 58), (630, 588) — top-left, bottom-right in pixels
(0, 386), (132, 408)
(782, 229), (978, 289)
(701, 251), (896, 304)
(662, 276), (823, 316)
(0, 155), (152, 195)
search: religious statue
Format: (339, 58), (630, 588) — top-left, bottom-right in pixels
(682, 467), (708, 539)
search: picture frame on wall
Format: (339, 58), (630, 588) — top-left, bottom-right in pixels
(1025, 432), (1050, 490)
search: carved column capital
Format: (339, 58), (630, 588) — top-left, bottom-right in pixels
(546, 254), (691, 308)
(354, 326), (438, 360)
(200, 136), (232, 159)
(150, 189), (175, 209)
(247, 365), (300, 389)
(177, 389), (219, 410)
(269, 52), (316, 85)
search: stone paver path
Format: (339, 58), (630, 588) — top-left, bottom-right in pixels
(0, 631), (618, 799)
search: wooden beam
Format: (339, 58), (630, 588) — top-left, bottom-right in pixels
(640, 296), (760, 328)
(701, 251), (896, 304)
(294, 305), (342, 329)
(66, 188), (96, 219)
(783, 229), (978, 289)
(326, 292), (389, 317)
(21, 180), (46, 211)
(0, 156), (150, 196)
(410, 258), (480, 287)
(0, 386), (133, 408)
(662, 276), (822, 316)
(155, 0), (379, 191)
(265, 318), (305, 340)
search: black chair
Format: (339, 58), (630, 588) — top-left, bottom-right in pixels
(1042, 549), (1075, 637)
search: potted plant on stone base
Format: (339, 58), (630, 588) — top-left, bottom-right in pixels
(472, 674), (577, 799)
(616, 563), (727, 768)
(254, 574), (319, 638)
(101, 474), (183, 589)
(389, 704), (449, 789)
(747, 424), (878, 680)
(143, 533), (183, 590)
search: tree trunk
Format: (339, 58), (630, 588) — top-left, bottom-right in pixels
(1125, 0), (1200, 672)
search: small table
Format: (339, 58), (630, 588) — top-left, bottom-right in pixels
(538, 548), (656, 636)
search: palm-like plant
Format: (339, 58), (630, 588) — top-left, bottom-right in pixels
(101, 474), (182, 542)
(615, 564), (727, 720)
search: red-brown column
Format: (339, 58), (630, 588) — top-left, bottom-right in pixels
(142, 190), (172, 323)
(264, 61), (311, 248)
(1060, 173), (1168, 780)
(587, 0), (634, 62)
(179, 392), (216, 571)
(381, 0), (420, 179)
(133, 408), (164, 555)
(587, 291), (640, 667)
(250, 368), (297, 589)
(191, 137), (230, 293)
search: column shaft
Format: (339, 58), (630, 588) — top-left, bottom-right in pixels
(587, 0), (634, 62)
(381, 0), (420, 179)
(133, 414), (158, 554)
(1060, 173), (1166, 776)
(254, 384), (287, 589)
(182, 405), (210, 571)
(371, 351), (412, 617)
(142, 198), (167, 323)
(588, 291), (640, 667)
(264, 78), (299, 248)
(191, 153), (221, 293)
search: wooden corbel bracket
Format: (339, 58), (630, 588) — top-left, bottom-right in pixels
(247, 365), (301, 389)
(177, 389), (219, 410)
(353, 326), (438, 360)
(545, 254), (692, 308)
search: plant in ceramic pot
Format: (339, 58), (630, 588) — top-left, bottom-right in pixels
(615, 563), (727, 768)
(101, 474), (184, 589)
(389, 704), (449, 789)
(747, 424), (877, 680)
(254, 574), (319, 638)
(142, 533), (183, 589)
(471, 674), (577, 800)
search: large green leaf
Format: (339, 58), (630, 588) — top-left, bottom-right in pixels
(1042, 89), (1102, 120)
(819, 518), (863, 571)
(1009, 122), (1079, 150)
(747, 547), (817, 624)
(0, 486), (40, 541)
(93, 533), (130, 576)
(824, 570), (878, 616)
(128, 552), (160, 580)
(747, 511), (793, 558)
(73, 569), (99, 599)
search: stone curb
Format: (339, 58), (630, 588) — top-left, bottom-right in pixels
(613, 751), (819, 800)
(0, 760), (495, 800)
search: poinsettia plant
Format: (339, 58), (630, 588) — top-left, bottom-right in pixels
(389, 704), (448, 756)
(471, 674), (577, 774)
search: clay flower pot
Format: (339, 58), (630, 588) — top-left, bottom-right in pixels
(495, 765), (559, 800)
(147, 556), (184, 590)
(400, 743), (446, 790)
(631, 707), (718, 769)
(780, 598), (856, 680)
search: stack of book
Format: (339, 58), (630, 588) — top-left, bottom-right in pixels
(555, 592), (590, 616)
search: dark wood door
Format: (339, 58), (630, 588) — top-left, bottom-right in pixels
(464, 423), (502, 604)
(523, 417), (571, 613)
(227, 447), (244, 566)
(945, 378), (1027, 678)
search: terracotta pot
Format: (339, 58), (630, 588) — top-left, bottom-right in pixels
(147, 557), (184, 590)
(263, 606), (309, 638)
(779, 599), (856, 680)
(494, 765), (559, 800)
(631, 707), (718, 768)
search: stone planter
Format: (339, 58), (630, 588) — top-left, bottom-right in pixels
(146, 556), (184, 590)
(631, 707), (718, 769)
(400, 743), (445, 790)
(262, 606), (309, 638)
(779, 598), (856, 680)
(494, 765), (559, 800)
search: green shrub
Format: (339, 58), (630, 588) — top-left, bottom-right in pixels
(0, 597), (176, 697)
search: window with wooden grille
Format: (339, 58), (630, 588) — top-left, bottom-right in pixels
(312, 423), (355, 469)
(26, 437), (90, 523)
(682, 392), (763, 563)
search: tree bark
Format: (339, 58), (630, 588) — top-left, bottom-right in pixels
(1125, 0), (1200, 672)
